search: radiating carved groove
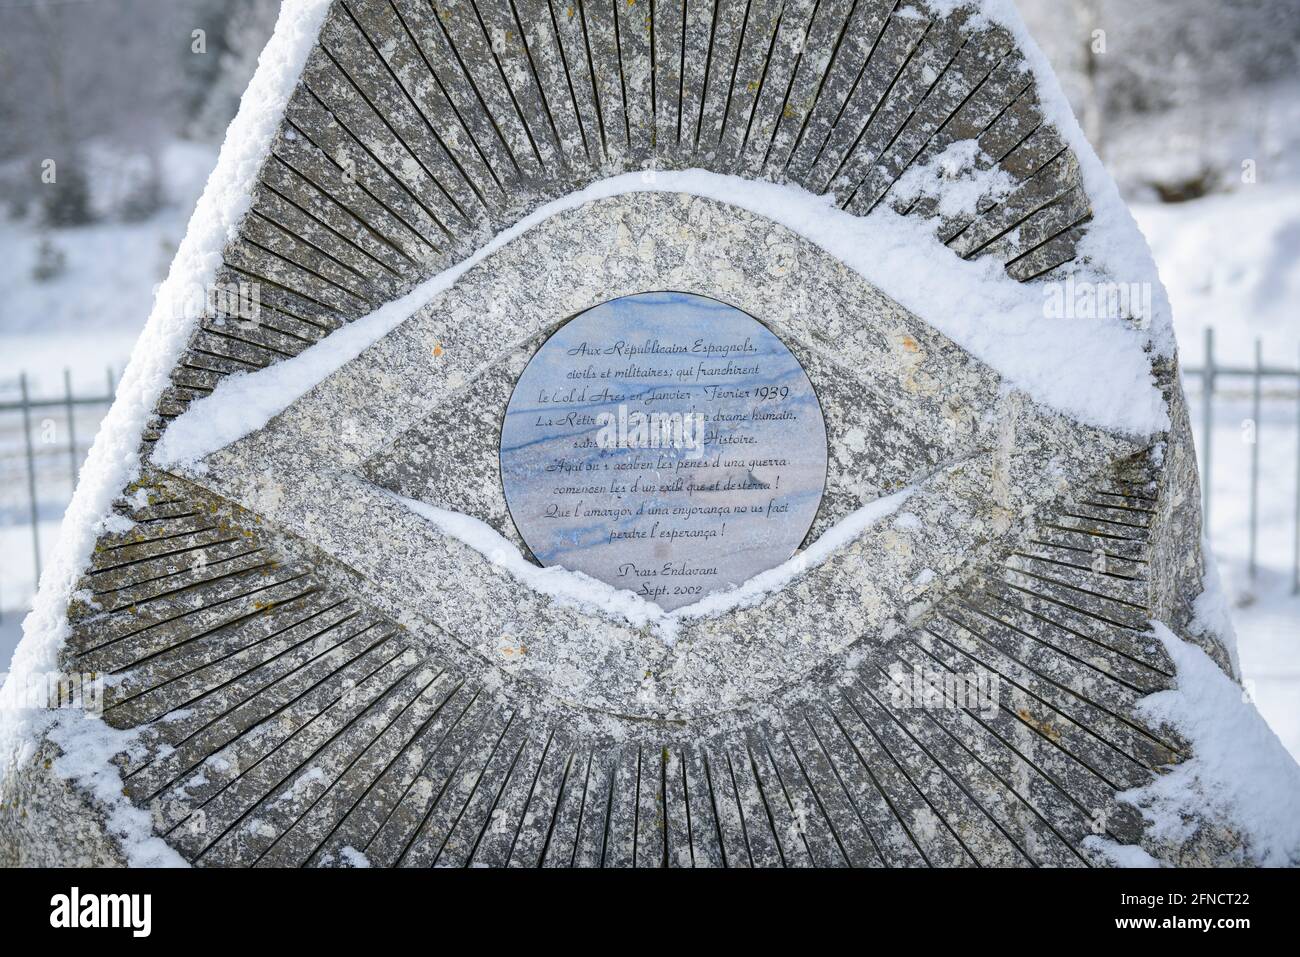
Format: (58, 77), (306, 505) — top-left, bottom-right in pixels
(598, 749), (618, 866)
(147, 630), (402, 805)
(823, 17), (932, 193)
(1006, 571), (1150, 624)
(774, 733), (852, 865)
(801, 712), (887, 864)
(504, 0), (570, 168)
(130, 621), (393, 795)
(828, 709), (933, 866)
(106, 596), (346, 716)
(535, 749), (573, 866)
(676, 0), (687, 144)
(958, 595), (1185, 758)
(422, 0), (532, 176)
(782, 0), (883, 172)
(462, 731), (530, 865)
(1027, 538), (1149, 567)
(722, 751), (755, 867)
(743, 744), (788, 866)
(901, 72), (1034, 216)
(1007, 212), (1094, 275)
(871, 662), (1090, 865)
(802, 7), (895, 175)
(502, 730), (556, 865)
(257, 184), (405, 282)
(840, 689), (978, 864)
(314, 40), (473, 227)
(399, 708), (513, 867)
(959, 177), (1077, 261)
(312, 43), (471, 229)
(387, 1), (512, 189)
(269, 152), (426, 268)
(609, 0), (632, 150)
(903, 635), (1126, 840)
(738, 0), (786, 151)
(95, 522), (220, 559)
(199, 320), (300, 361)
(340, 1), (496, 209)
(351, 685), (482, 862)
(717, 0), (753, 147)
(938, 605), (1167, 756)
(700, 752), (729, 867)
(916, 629), (1133, 794)
(90, 550), (268, 605)
(694, 0), (721, 149)
(1013, 549), (1143, 585)
(571, 0), (609, 157)
(761, 740), (818, 864)
(649, 0), (658, 122)
(281, 113), (444, 256)
(757, 0), (822, 166)
(203, 309), (317, 352)
(1039, 521), (1143, 545)
(299, 83), (456, 244)
(544, 0), (595, 162)
(252, 667), (448, 865)
(566, 752), (593, 866)
(997, 578), (1145, 634)
(866, 45), (1013, 214)
(226, 250), (357, 318)
(188, 651), (420, 860)
(852, 680), (1031, 865)
(838, 33), (971, 205)
(73, 569), (310, 659)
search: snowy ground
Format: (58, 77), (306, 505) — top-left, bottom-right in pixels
(0, 136), (1297, 759)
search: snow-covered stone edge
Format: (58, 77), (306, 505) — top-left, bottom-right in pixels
(1085, 567), (1300, 868)
(0, 0), (333, 864)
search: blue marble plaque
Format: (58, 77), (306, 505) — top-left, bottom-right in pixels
(500, 292), (828, 610)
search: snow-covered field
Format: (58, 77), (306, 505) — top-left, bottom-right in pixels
(0, 137), (1297, 760)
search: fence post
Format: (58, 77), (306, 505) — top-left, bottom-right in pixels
(1202, 327), (1214, 534)
(1294, 341), (1300, 595)
(63, 367), (78, 492)
(1249, 339), (1261, 582)
(19, 373), (42, 586)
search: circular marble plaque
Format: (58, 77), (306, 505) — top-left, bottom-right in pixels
(500, 292), (828, 611)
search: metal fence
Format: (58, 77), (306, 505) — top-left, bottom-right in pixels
(0, 367), (118, 615)
(1185, 329), (1300, 593)
(0, 328), (1298, 616)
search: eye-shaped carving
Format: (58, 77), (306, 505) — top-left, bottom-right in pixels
(191, 193), (1141, 724)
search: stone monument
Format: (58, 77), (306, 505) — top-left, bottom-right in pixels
(0, 0), (1269, 867)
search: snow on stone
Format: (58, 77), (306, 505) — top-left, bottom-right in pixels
(46, 713), (188, 867)
(892, 140), (1015, 220)
(157, 163), (1168, 471)
(1116, 622), (1300, 867)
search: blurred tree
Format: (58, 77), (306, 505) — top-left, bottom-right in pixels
(0, 0), (278, 221)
